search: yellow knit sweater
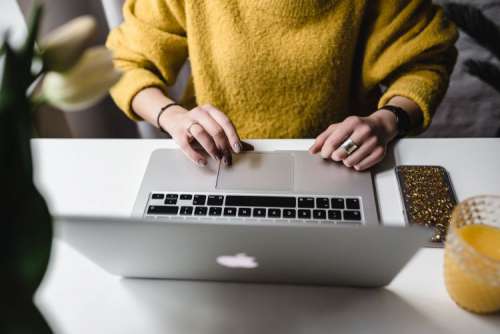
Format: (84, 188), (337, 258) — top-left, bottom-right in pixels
(107, 0), (457, 138)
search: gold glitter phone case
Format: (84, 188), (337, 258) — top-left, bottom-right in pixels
(395, 165), (457, 247)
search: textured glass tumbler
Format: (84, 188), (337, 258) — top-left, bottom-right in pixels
(444, 196), (500, 314)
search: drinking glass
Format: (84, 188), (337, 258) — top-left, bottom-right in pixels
(444, 196), (500, 314)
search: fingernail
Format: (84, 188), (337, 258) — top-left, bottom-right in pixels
(233, 142), (242, 153)
(197, 159), (207, 167)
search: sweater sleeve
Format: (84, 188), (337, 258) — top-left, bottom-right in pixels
(360, 0), (458, 132)
(106, 0), (188, 120)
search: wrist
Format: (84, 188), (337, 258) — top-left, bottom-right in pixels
(369, 109), (398, 142)
(158, 105), (187, 132)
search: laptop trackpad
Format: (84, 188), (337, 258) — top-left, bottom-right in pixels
(216, 152), (294, 191)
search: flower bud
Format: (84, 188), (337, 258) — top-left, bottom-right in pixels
(41, 16), (97, 73)
(40, 46), (121, 112)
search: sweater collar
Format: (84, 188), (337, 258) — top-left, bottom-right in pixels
(251, 0), (337, 18)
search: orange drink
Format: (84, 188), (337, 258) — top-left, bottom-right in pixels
(444, 196), (500, 314)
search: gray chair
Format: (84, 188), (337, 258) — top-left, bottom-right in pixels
(427, 0), (500, 137)
(101, 0), (192, 138)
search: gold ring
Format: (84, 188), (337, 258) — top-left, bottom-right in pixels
(340, 138), (359, 156)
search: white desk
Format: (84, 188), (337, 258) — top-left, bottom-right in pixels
(32, 139), (500, 334)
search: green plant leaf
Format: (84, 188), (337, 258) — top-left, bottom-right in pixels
(22, 2), (44, 61)
(464, 59), (500, 94)
(0, 32), (8, 57)
(444, 2), (500, 60)
(0, 41), (19, 93)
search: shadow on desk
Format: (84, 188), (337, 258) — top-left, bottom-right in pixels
(120, 278), (446, 334)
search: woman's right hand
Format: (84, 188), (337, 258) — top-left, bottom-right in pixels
(160, 104), (243, 167)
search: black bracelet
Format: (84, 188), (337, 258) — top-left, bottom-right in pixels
(157, 103), (180, 133)
(377, 105), (411, 138)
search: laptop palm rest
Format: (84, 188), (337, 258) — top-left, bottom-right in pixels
(216, 152), (294, 191)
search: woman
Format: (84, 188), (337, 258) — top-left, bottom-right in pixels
(107, 0), (457, 169)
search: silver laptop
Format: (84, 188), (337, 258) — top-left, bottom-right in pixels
(132, 149), (379, 225)
(55, 149), (429, 287)
(56, 216), (429, 287)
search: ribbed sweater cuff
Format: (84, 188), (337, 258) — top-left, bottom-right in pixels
(378, 71), (444, 134)
(110, 68), (169, 121)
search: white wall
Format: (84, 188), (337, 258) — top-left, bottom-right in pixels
(0, 0), (27, 46)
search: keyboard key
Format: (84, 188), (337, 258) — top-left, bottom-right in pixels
(209, 207), (222, 216)
(331, 198), (345, 209)
(253, 208), (266, 217)
(148, 206), (179, 215)
(313, 210), (326, 219)
(226, 195), (296, 208)
(180, 194), (193, 200)
(268, 208), (281, 218)
(316, 197), (329, 208)
(238, 208), (251, 217)
(180, 206), (193, 215)
(166, 194), (178, 199)
(346, 198), (360, 210)
(152, 193), (164, 200)
(193, 195), (207, 205)
(283, 209), (296, 218)
(343, 210), (362, 221)
(164, 198), (177, 205)
(298, 209), (311, 219)
(194, 206), (208, 216)
(207, 195), (224, 206)
(328, 210), (342, 220)
(298, 197), (314, 208)
(224, 207), (237, 216)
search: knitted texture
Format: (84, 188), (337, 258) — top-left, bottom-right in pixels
(107, 0), (458, 138)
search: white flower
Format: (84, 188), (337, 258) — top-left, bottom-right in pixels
(40, 46), (121, 112)
(40, 16), (97, 73)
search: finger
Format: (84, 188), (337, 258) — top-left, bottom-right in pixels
(189, 123), (220, 160)
(175, 135), (208, 167)
(193, 107), (232, 165)
(309, 125), (335, 154)
(354, 146), (385, 171)
(320, 125), (354, 160)
(204, 105), (242, 154)
(331, 123), (373, 162)
(343, 136), (378, 168)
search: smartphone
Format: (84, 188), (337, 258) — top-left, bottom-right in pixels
(395, 165), (457, 247)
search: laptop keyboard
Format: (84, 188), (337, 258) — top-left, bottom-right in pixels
(145, 193), (364, 224)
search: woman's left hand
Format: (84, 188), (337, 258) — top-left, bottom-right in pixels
(309, 110), (399, 171)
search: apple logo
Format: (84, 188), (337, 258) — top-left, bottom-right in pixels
(216, 253), (258, 269)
